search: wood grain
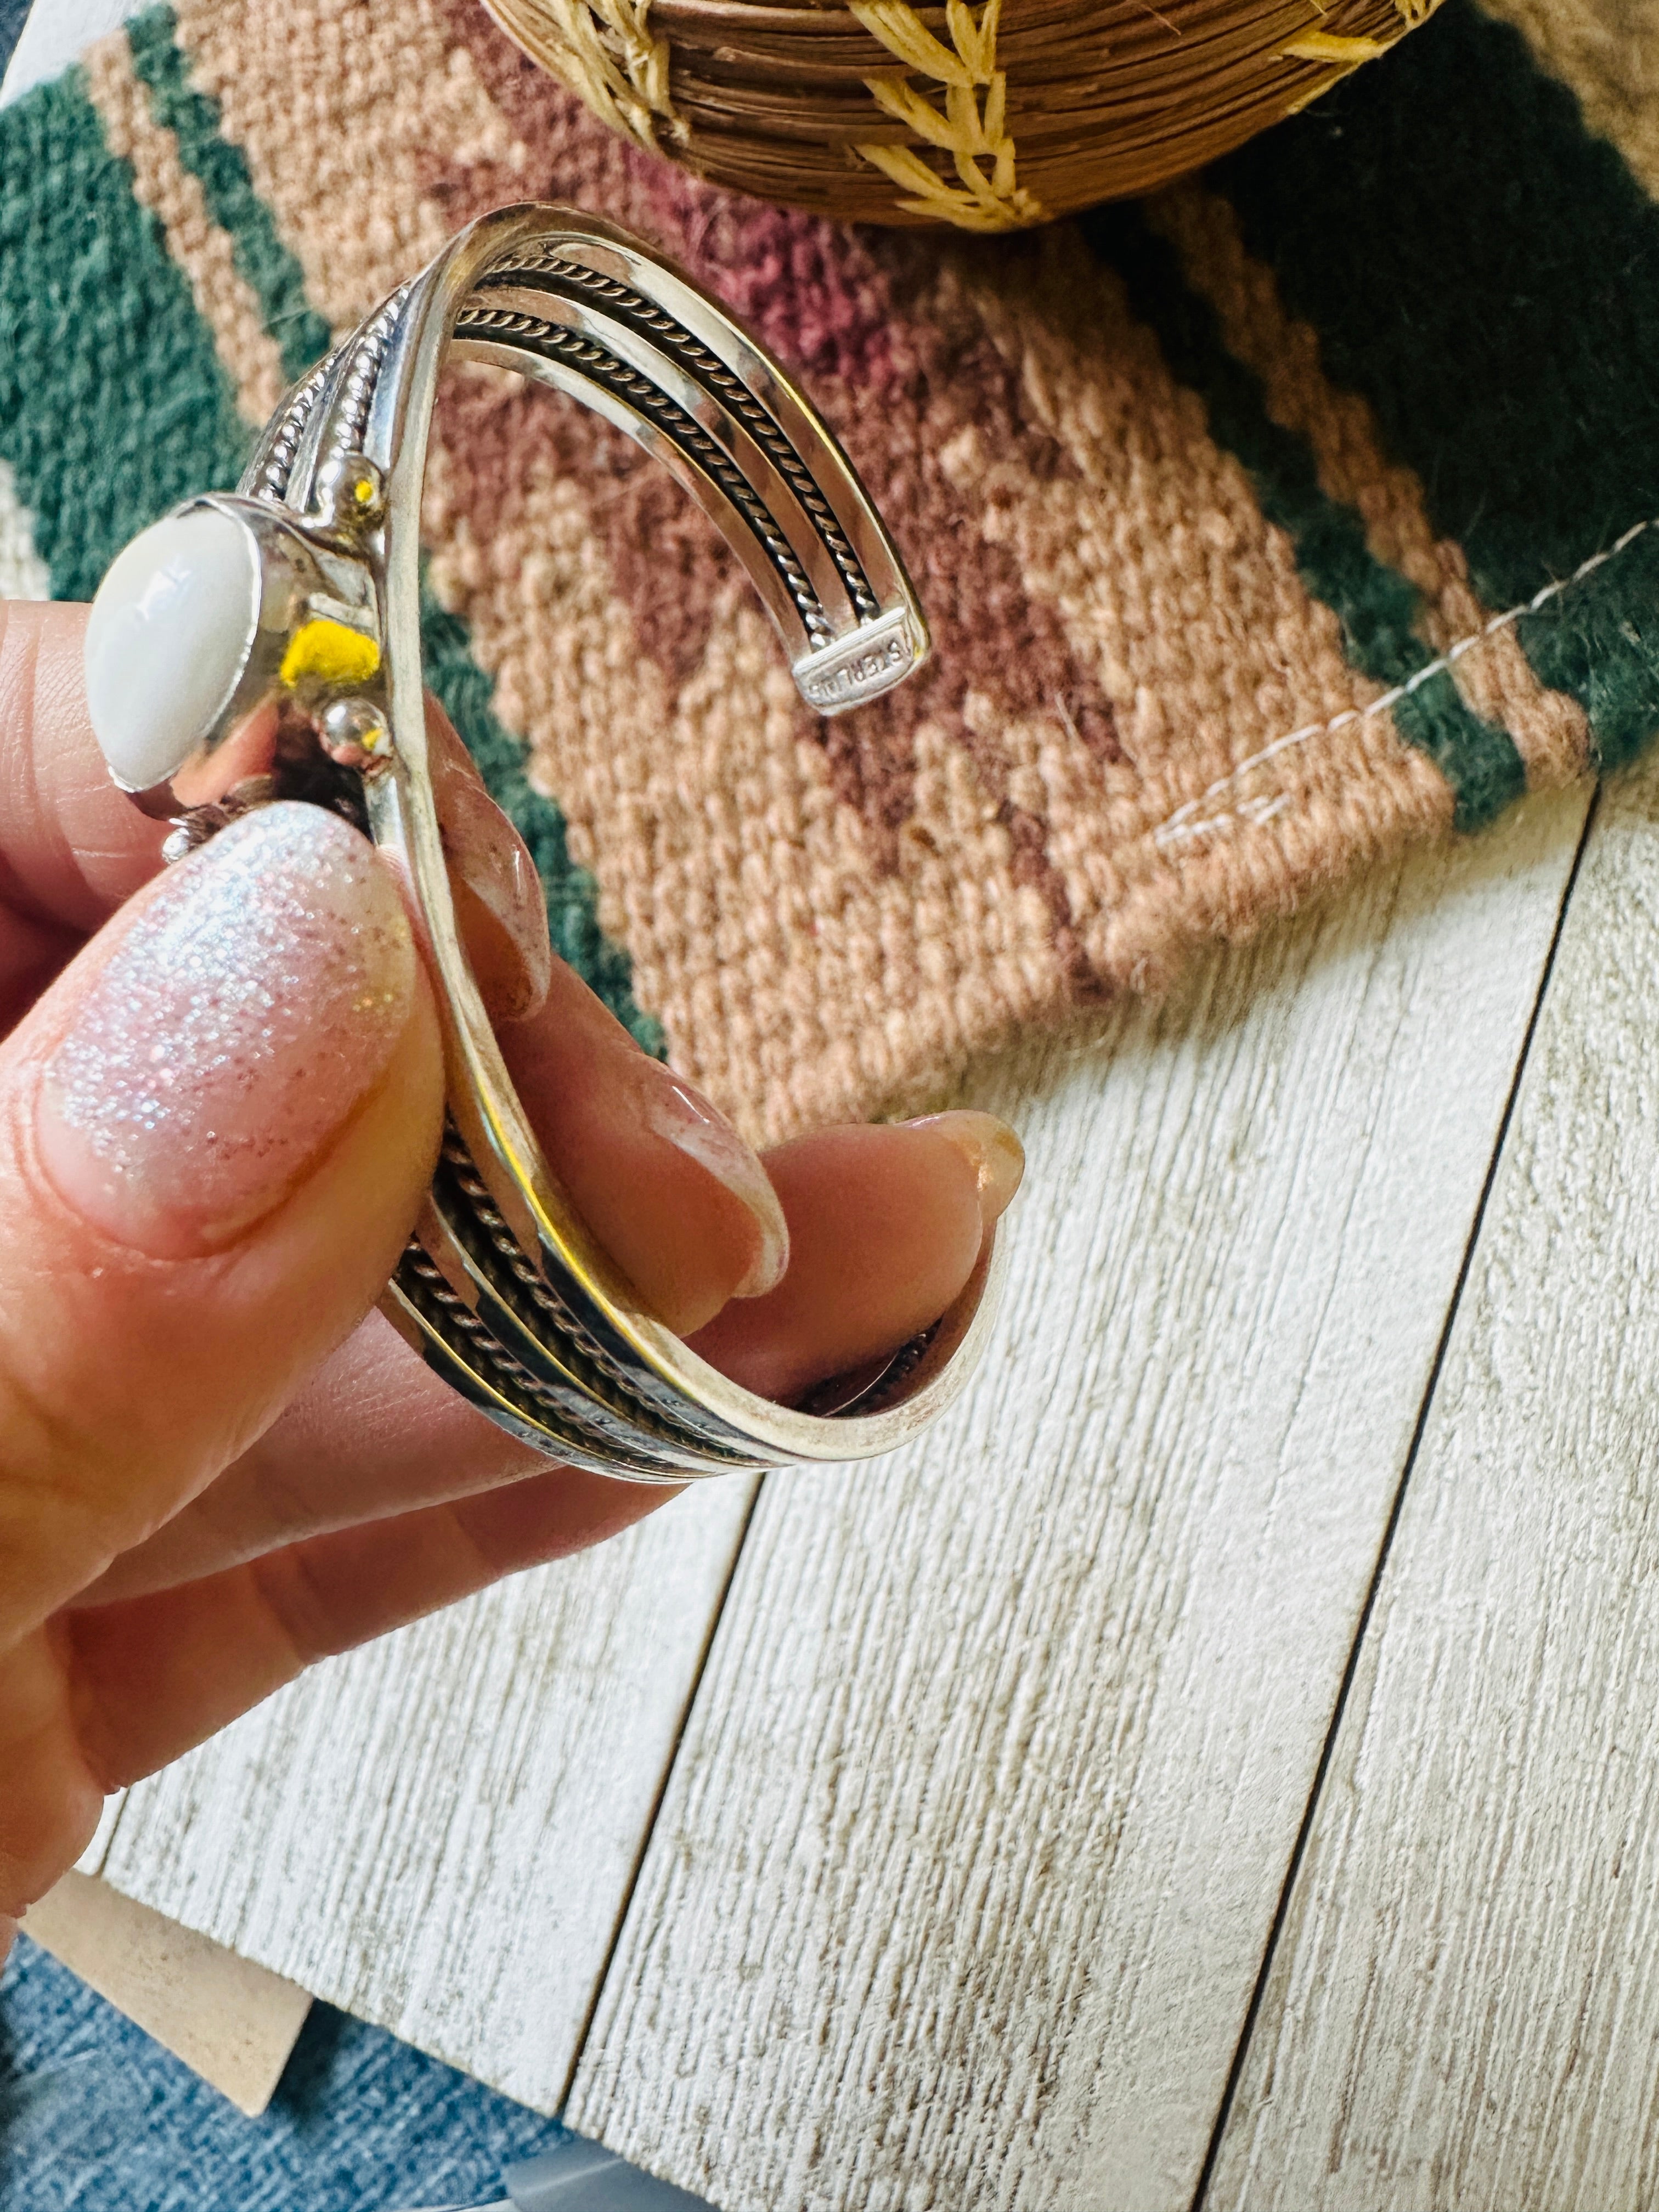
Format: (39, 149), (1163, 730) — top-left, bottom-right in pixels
(1206, 751), (1659, 2211)
(104, 1478), (755, 2109)
(566, 788), (1590, 2212)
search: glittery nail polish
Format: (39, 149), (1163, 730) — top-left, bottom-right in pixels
(38, 801), (416, 1255)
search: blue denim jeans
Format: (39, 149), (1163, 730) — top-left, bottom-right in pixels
(0, 0), (30, 80)
(0, 1934), (570, 2210)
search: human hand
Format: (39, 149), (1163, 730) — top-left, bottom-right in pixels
(0, 600), (1022, 1957)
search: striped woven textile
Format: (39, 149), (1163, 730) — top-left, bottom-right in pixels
(2, 0), (1657, 1142)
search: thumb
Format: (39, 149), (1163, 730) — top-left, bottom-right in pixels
(0, 800), (443, 1641)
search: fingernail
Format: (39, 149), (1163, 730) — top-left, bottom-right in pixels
(38, 802), (416, 1256)
(902, 1110), (1025, 1224)
(639, 1069), (790, 1297)
(431, 723), (552, 1025)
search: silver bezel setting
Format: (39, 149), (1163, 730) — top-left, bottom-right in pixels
(113, 493), (382, 819)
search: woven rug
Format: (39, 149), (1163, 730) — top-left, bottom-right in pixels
(2, 0), (1657, 1143)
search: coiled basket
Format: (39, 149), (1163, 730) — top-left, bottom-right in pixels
(478, 0), (1439, 231)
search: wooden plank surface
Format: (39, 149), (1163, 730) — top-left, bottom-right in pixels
(0, 458), (50, 600)
(1205, 751), (1659, 2211)
(72, 1790), (125, 1875)
(565, 787), (1590, 2212)
(11, 6), (1654, 2187)
(0, 0), (144, 104)
(103, 1479), (754, 2110)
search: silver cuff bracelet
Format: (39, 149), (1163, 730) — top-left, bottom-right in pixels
(81, 204), (1003, 1481)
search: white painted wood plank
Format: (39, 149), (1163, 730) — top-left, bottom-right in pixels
(72, 1789), (126, 1875)
(565, 787), (1590, 2212)
(1206, 750), (1659, 2212)
(2, 0), (146, 106)
(104, 1479), (754, 2111)
(0, 458), (51, 600)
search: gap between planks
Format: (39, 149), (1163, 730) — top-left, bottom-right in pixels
(94, 781), (1597, 2201)
(1192, 784), (1601, 2211)
(101, 1476), (759, 2109)
(566, 783), (1593, 2212)
(1206, 744), (1659, 2208)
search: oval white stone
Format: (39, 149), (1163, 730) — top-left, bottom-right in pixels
(84, 506), (259, 792)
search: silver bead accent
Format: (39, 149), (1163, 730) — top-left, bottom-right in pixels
(315, 452), (385, 532)
(320, 695), (391, 766)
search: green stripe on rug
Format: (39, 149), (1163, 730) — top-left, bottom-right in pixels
(1213, 0), (1659, 772)
(117, 5), (657, 1039)
(1513, 523), (1659, 775)
(0, 66), (249, 599)
(1083, 202), (1526, 831)
(421, 591), (665, 1053)
(0, 48), (660, 1047)
(125, 5), (331, 385)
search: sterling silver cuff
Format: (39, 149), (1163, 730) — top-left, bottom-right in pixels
(82, 204), (1002, 1481)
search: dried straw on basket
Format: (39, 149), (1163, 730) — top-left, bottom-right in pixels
(478, 0), (1440, 230)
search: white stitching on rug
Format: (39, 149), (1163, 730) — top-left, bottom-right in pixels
(1158, 792), (1291, 848)
(1150, 516), (1654, 849)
